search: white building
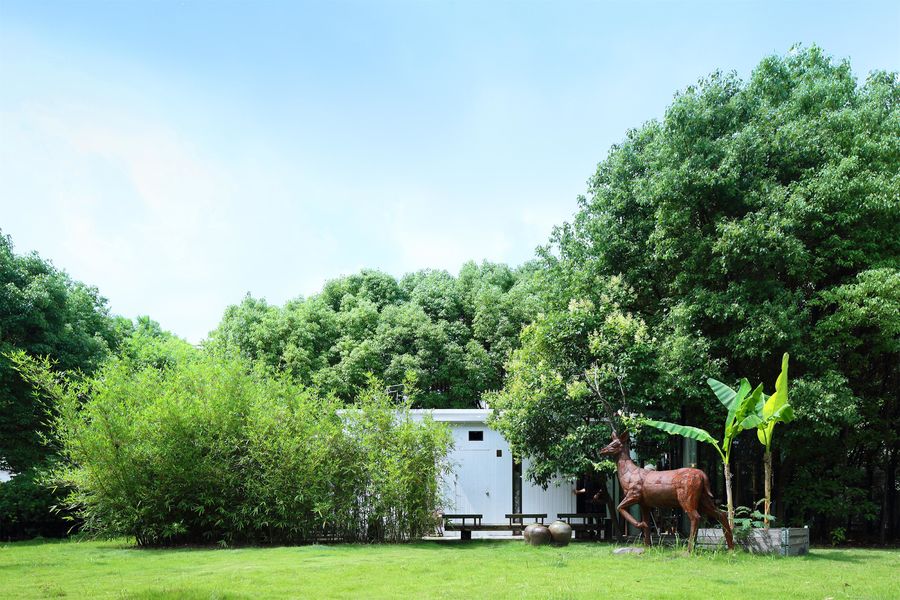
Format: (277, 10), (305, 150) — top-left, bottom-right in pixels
(410, 409), (576, 530)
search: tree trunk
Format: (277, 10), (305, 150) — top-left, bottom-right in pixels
(724, 462), (734, 528)
(776, 450), (790, 523)
(764, 450), (772, 529)
(882, 451), (896, 544)
(889, 451), (898, 542)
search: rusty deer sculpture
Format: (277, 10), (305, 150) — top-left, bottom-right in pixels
(600, 430), (734, 551)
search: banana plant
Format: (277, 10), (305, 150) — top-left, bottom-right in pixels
(740, 353), (794, 528)
(646, 377), (763, 528)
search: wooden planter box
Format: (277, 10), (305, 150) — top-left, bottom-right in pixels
(697, 527), (809, 556)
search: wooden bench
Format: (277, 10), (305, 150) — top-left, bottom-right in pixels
(444, 513), (551, 540)
(556, 513), (610, 540)
(504, 513), (547, 535)
(443, 514), (483, 540)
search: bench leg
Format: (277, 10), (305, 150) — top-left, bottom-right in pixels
(460, 530), (472, 541)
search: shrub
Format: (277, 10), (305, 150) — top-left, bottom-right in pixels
(0, 464), (76, 541)
(12, 352), (452, 546)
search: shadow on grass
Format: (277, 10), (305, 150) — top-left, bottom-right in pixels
(408, 539), (619, 552)
(126, 588), (253, 600)
(408, 539), (518, 551)
(804, 551), (864, 563)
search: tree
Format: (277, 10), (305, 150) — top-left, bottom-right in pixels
(487, 277), (658, 537)
(544, 45), (899, 539)
(210, 262), (541, 408)
(0, 232), (120, 473)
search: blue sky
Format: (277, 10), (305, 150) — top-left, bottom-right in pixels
(2, 1), (898, 342)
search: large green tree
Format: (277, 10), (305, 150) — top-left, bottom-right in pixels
(210, 261), (542, 407)
(538, 46), (898, 539)
(487, 276), (659, 536)
(0, 232), (120, 472)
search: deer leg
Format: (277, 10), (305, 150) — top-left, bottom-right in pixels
(616, 493), (647, 538)
(640, 505), (652, 546)
(686, 510), (701, 552)
(700, 498), (735, 551)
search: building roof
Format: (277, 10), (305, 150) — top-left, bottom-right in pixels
(407, 409), (491, 424)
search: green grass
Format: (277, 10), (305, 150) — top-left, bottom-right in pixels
(1, 539), (897, 599)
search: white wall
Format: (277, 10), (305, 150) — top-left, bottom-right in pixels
(522, 457), (576, 518)
(409, 410), (579, 524)
(438, 419), (576, 523)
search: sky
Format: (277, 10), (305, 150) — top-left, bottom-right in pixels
(1, 1), (898, 343)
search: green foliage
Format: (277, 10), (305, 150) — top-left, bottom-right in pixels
(115, 316), (198, 371)
(210, 261), (541, 408)
(12, 352), (452, 546)
(0, 465), (75, 541)
(754, 353), (795, 448)
(646, 376), (759, 463)
(544, 45), (899, 532)
(732, 500), (777, 543)
(829, 526), (847, 546)
(488, 278), (658, 487)
(643, 420), (721, 457)
(0, 232), (120, 472)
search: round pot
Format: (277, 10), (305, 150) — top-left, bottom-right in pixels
(528, 524), (552, 546)
(548, 520), (573, 546)
(523, 523), (539, 542)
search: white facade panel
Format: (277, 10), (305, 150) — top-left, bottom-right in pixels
(410, 410), (576, 525)
(522, 457), (576, 519)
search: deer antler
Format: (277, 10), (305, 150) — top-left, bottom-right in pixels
(586, 364), (619, 434)
(615, 371), (629, 416)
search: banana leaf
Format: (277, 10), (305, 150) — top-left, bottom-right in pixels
(707, 378), (737, 410)
(644, 419), (719, 447)
(730, 383), (764, 438)
(757, 353), (794, 448)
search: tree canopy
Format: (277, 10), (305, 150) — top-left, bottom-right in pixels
(0, 233), (121, 472)
(497, 45), (898, 536)
(210, 262), (544, 407)
(3, 44), (898, 543)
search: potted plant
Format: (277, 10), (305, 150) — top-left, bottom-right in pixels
(644, 377), (761, 528)
(743, 353), (795, 528)
(695, 354), (809, 555)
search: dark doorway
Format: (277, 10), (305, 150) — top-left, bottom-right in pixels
(512, 460), (522, 514)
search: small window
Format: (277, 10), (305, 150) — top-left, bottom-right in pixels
(468, 430), (484, 442)
(496, 449), (502, 457)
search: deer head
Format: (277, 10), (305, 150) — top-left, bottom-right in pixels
(599, 430), (630, 457)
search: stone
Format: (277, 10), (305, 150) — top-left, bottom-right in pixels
(613, 547), (645, 555)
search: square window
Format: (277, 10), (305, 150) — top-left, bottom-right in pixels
(468, 430), (484, 442)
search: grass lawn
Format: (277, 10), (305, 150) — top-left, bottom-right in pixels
(2, 539), (898, 599)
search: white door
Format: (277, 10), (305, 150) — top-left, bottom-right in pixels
(441, 423), (513, 524)
(452, 448), (510, 523)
